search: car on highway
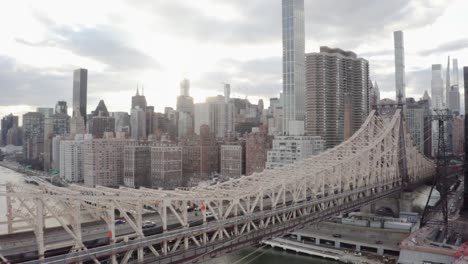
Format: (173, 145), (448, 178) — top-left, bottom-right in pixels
(115, 220), (126, 225)
(206, 212), (215, 219)
(332, 234), (341, 238)
(143, 221), (156, 229)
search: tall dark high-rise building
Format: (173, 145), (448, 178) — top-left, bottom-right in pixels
(131, 88), (147, 110)
(123, 145), (151, 188)
(23, 112), (45, 160)
(55, 101), (68, 115)
(463, 66), (468, 211)
(73, 69), (88, 124)
(146, 106), (155, 136)
(1, 114), (19, 146)
(88, 100), (115, 138)
(52, 113), (70, 136)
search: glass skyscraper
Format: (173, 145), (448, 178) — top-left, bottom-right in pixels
(282, 0), (305, 135)
(394, 31), (406, 109)
(73, 68), (88, 124)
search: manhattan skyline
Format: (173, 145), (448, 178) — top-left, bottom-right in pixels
(1, 0), (467, 121)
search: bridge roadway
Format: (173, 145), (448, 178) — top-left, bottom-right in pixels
(1, 188), (305, 258)
(0, 109), (435, 263)
(16, 183), (401, 264)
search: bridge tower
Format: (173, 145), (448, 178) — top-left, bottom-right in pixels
(373, 98), (409, 189)
(420, 109), (452, 231)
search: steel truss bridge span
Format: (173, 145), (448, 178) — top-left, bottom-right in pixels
(0, 109), (435, 264)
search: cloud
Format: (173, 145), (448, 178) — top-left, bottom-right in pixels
(195, 56), (282, 99)
(360, 49), (394, 58)
(418, 38), (468, 56)
(373, 66), (432, 100)
(1, 0), (460, 119)
(0, 56), (71, 107)
(128, 0), (451, 50)
(127, 0), (280, 44)
(0, 56), (137, 113)
(18, 12), (160, 71)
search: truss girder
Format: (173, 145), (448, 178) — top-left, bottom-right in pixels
(0, 110), (435, 263)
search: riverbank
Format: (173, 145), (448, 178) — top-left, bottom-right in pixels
(0, 160), (44, 176)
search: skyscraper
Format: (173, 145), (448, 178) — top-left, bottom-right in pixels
(23, 112), (45, 161)
(431, 64), (445, 157)
(131, 88), (147, 110)
(112, 112), (131, 135)
(405, 98), (431, 155)
(83, 133), (136, 187)
(266, 135), (324, 169)
(447, 58), (460, 115)
(369, 82), (380, 108)
(180, 79), (190, 97)
(1, 114), (18, 146)
(177, 81), (194, 113)
(220, 144), (244, 179)
(394, 31), (406, 108)
(181, 125), (219, 185)
(464, 66), (468, 210)
(131, 107), (146, 140)
(6, 126), (22, 146)
(60, 135), (85, 182)
(282, 0), (305, 134)
(88, 100), (115, 138)
(72, 68), (88, 125)
(177, 79), (194, 139)
(123, 145), (151, 188)
(178, 112), (193, 139)
(151, 146), (183, 189)
(55, 101), (68, 115)
(37, 108), (54, 118)
(245, 126), (272, 176)
(431, 64), (444, 109)
(52, 101), (70, 136)
(305, 47), (370, 149)
(446, 56), (451, 107)
(194, 94), (234, 139)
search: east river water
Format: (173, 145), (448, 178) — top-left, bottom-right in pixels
(204, 247), (337, 264)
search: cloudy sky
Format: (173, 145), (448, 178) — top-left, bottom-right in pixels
(1, 0), (467, 122)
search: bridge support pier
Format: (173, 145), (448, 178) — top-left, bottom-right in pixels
(361, 194), (400, 217)
(106, 205), (117, 264)
(6, 183), (13, 234)
(399, 191), (416, 212)
(35, 198), (45, 260)
(137, 202), (144, 263)
(335, 241), (341, 249)
(377, 247), (384, 255)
